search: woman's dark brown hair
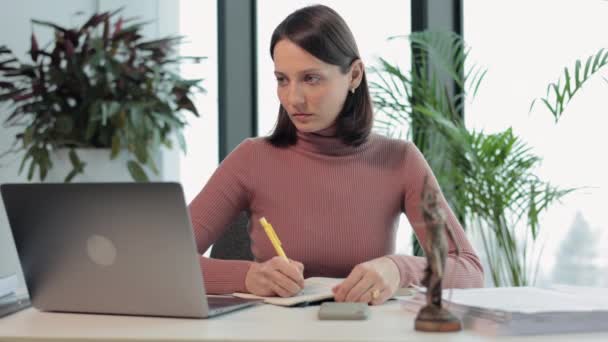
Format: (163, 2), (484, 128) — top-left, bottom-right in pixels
(267, 5), (373, 147)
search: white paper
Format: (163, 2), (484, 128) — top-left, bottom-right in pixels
(440, 286), (608, 313)
(233, 277), (342, 306)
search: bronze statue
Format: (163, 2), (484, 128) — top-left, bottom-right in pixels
(414, 175), (462, 332)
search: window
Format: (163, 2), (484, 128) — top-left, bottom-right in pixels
(256, 1), (413, 253)
(178, 0), (219, 203)
(464, 0), (608, 286)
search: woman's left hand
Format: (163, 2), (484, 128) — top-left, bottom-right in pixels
(332, 257), (400, 305)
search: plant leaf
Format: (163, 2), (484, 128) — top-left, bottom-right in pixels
(31, 19), (68, 32)
(111, 134), (121, 159)
(30, 33), (39, 62)
(127, 160), (149, 182)
(134, 140), (148, 164)
(532, 48), (608, 121)
(176, 130), (186, 154)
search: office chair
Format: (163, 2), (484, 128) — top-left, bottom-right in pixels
(209, 211), (254, 260)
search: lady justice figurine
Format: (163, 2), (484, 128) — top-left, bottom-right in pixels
(414, 175), (462, 332)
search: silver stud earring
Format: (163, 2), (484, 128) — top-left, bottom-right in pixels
(350, 87), (356, 94)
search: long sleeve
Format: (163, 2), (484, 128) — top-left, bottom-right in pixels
(188, 139), (255, 294)
(386, 142), (484, 288)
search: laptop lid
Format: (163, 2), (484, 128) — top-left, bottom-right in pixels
(1, 182), (249, 318)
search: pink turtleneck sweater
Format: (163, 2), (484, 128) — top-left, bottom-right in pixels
(188, 129), (484, 294)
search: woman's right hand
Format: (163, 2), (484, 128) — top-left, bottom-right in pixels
(245, 256), (305, 297)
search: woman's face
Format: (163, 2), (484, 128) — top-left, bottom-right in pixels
(273, 39), (361, 133)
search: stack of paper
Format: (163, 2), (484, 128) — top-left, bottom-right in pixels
(401, 286), (608, 336)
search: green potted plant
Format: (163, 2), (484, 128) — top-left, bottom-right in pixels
(370, 31), (574, 286)
(0, 8), (204, 182)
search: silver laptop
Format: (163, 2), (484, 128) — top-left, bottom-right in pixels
(0, 182), (262, 318)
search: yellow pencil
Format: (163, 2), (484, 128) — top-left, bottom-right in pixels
(259, 217), (288, 261)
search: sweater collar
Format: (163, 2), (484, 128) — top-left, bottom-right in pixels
(294, 124), (369, 156)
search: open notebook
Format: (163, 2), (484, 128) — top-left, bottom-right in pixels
(233, 277), (343, 307)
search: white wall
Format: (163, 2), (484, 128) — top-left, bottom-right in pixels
(0, 0), (180, 289)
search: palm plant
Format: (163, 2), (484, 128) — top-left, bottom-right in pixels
(456, 128), (573, 286)
(370, 31), (573, 286)
(531, 48), (608, 120)
(373, 32), (487, 215)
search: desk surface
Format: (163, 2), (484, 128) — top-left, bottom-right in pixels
(2, 299), (608, 342)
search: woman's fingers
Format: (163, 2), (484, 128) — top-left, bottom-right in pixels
(370, 287), (391, 306)
(270, 280), (294, 297)
(344, 276), (375, 302)
(268, 270), (302, 296)
(334, 260), (395, 305)
(263, 257), (305, 296)
(270, 257), (304, 287)
(245, 257), (306, 297)
(357, 285), (389, 305)
(333, 267), (363, 302)
(290, 260), (305, 274)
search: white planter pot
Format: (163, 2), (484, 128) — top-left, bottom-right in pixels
(44, 148), (161, 183)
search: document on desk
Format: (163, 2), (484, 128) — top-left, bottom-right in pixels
(444, 286), (608, 313)
(400, 286), (608, 336)
(233, 277), (342, 307)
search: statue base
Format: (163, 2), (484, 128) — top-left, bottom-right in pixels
(414, 304), (462, 332)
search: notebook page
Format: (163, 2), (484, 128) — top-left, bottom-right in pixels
(233, 277), (342, 306)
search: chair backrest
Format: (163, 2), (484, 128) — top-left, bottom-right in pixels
(209, 211), (254, 260)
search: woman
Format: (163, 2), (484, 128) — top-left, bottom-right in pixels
(189, 4), (483, 305)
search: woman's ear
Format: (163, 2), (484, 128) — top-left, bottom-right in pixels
(349, 59), (364, 90)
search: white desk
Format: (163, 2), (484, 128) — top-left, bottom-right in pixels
(1, 299), (607, 342)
